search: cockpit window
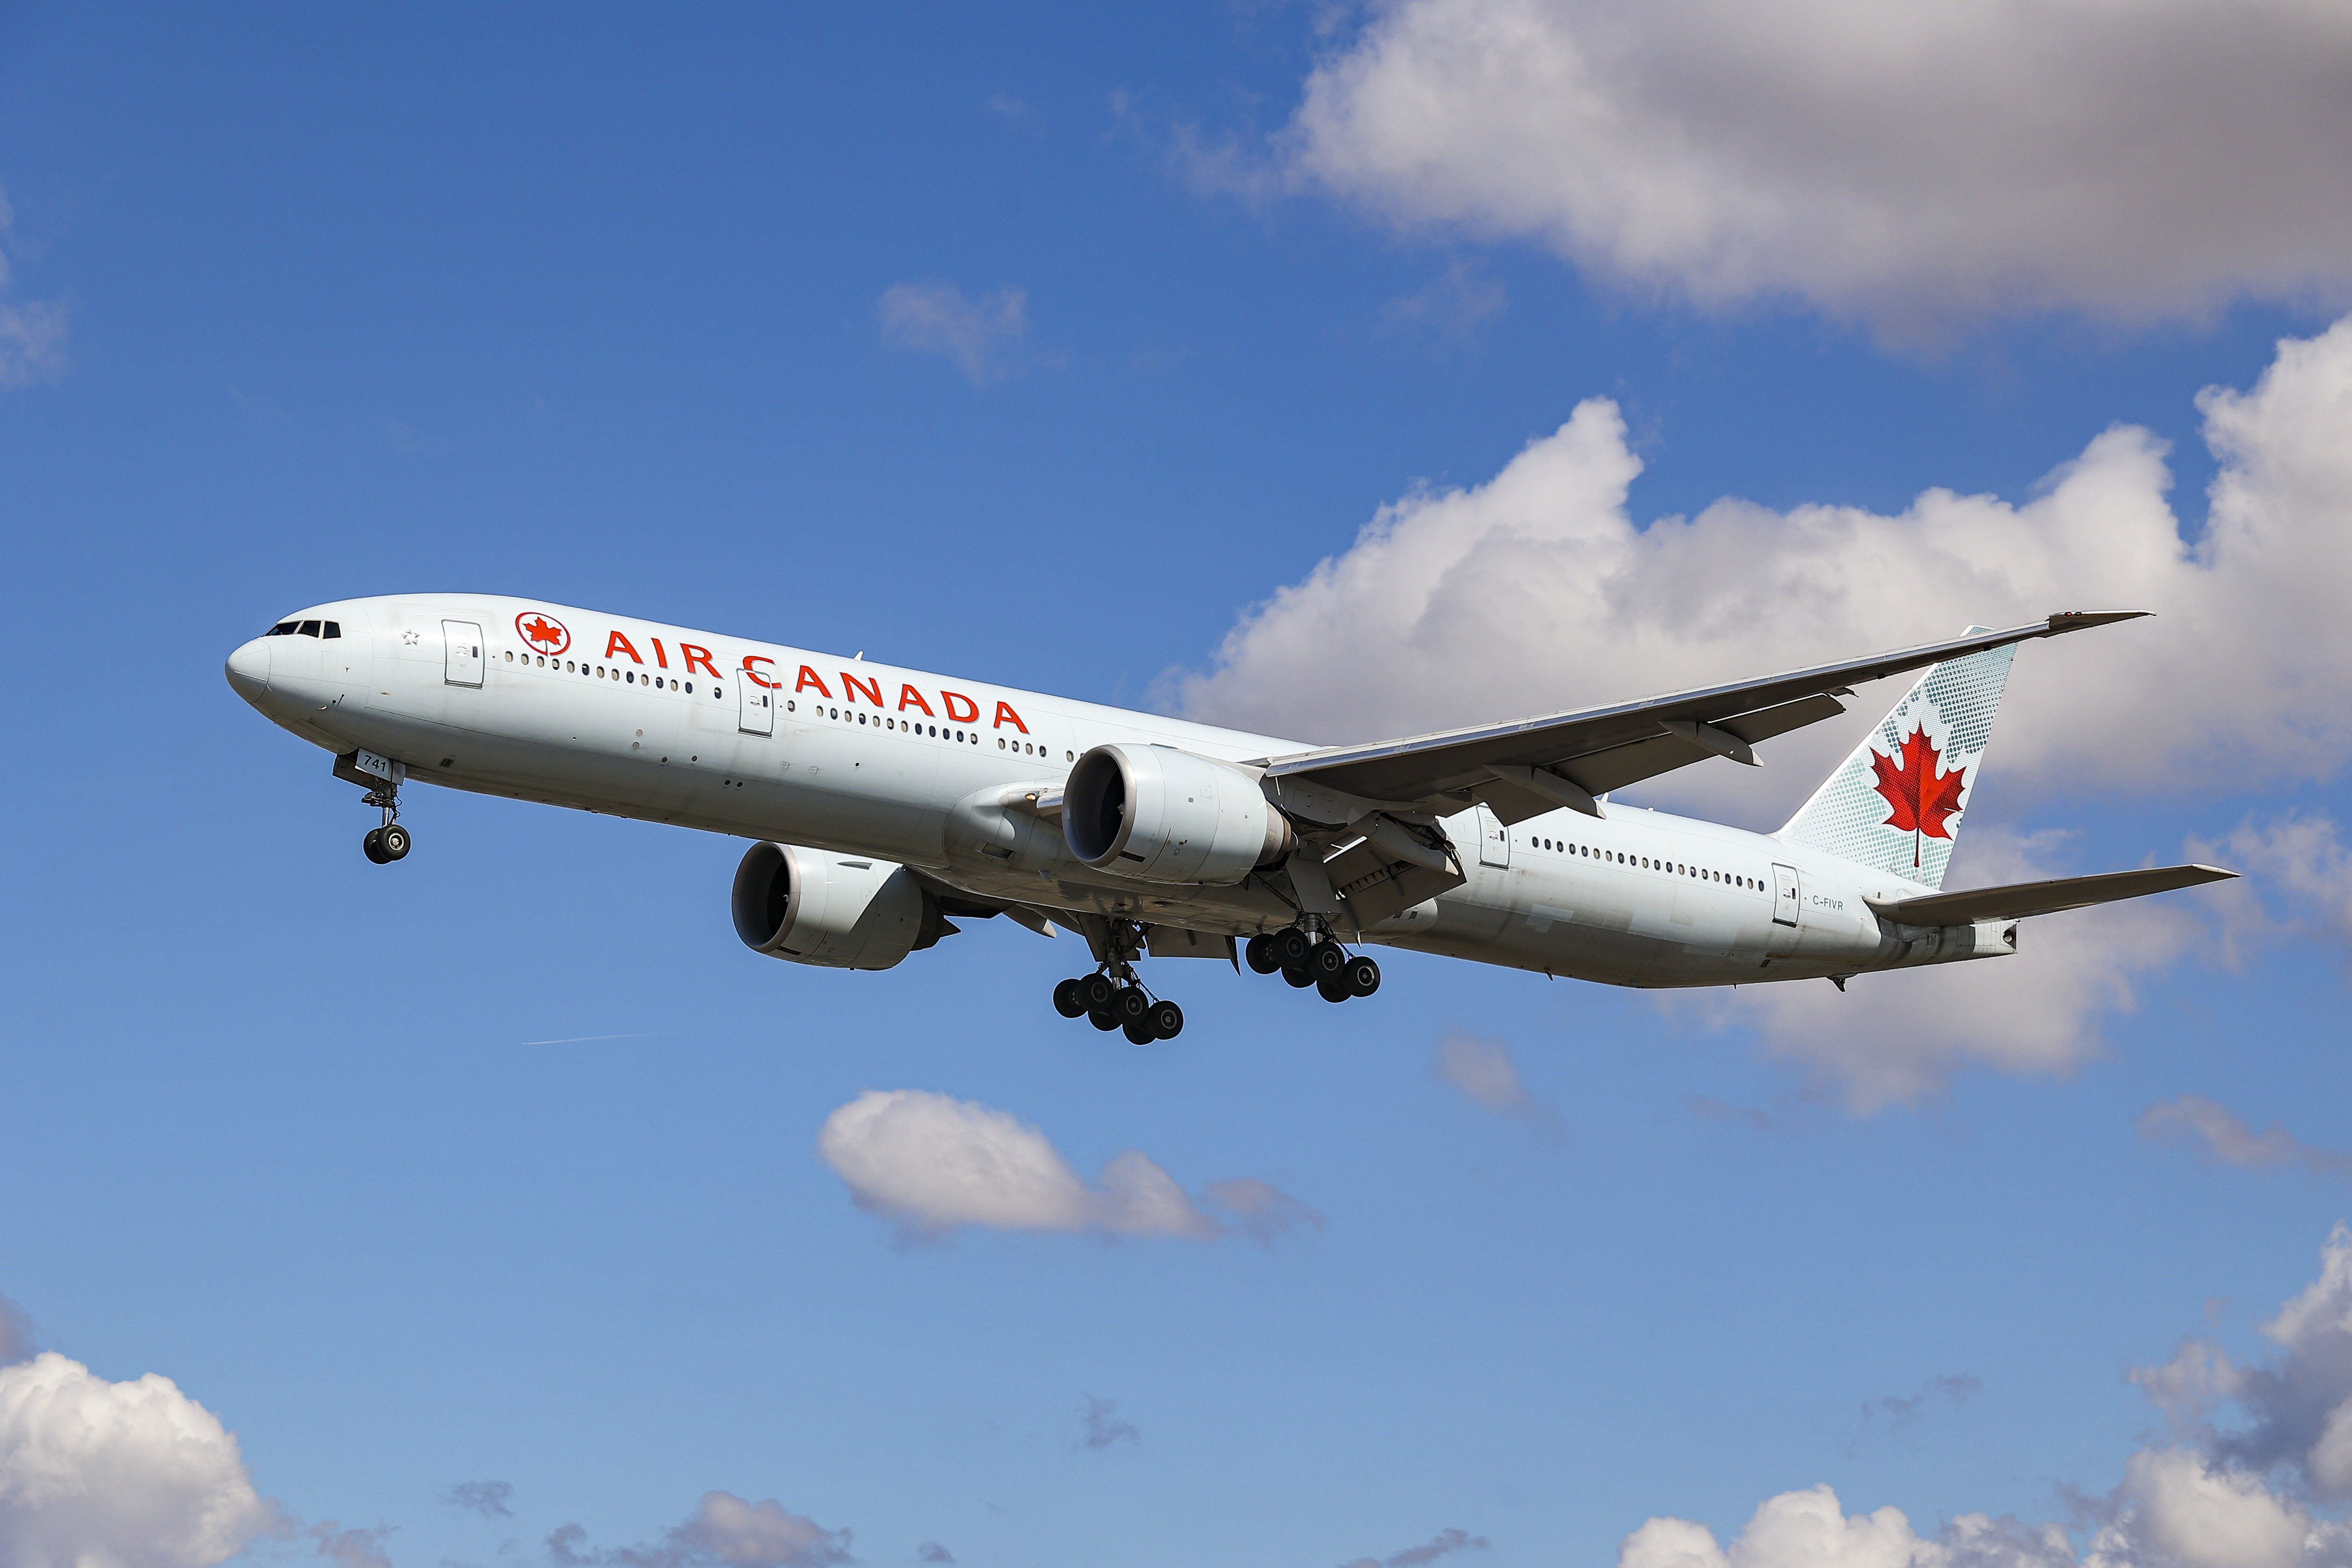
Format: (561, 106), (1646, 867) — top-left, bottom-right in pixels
(298, 620), (321, 637)
(270, 621), (298, 636)
(321, 621), (341, 638)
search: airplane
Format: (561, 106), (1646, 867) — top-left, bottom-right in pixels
(225, 596), (2234, 1043)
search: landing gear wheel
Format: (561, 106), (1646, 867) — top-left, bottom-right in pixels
(1281, 963), (1315, 988)
(1122, 1018), (1158, 1046)
(1149, 1001), (1184, 1040)
(378, 823), (411, 861)
(1317, 973), (1353, 1003)
(362, 827), (387, 864)
(1274, 927), (1313, 968)
(1308, 941), (1347, 982)
(1112, 986), (1152, 1026)
(1053, 978), (1088, 1019)
(1089, 1008), (1121, 1032)
(1345, 956), (1381, 997)
(1245, 933), (1283, 974)
(1078, 973), (1117, 1012)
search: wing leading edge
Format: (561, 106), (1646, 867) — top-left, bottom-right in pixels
(1250, 612), (2145, 824)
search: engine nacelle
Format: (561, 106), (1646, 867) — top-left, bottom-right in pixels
(1063, 743), (1292, 884)
(730, 842), (945, 970)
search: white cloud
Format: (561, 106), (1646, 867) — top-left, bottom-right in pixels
(2217, 815), (2352, 955)
(0, 1351), (279, 1568)
(1617, 1227), (2352, 1566)
(2141, 1096), (2352, 1178)
(550, 1490), (851, 1568)
(1172, 315), (2352, 1105)
(1278, 0), (2352, 334)
(1692, 827), (2203, 1111)
(1178, 315), (2352, 810)
(876, 282), (1028, 384)
(818, 1089), (1312, 1241)
(1433, 1033), (1540, 1117)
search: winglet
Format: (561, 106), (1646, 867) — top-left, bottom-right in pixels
(2045, 610), (2150, 634)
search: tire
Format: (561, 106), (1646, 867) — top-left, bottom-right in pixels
(1113, 986), (1151, 1025)
(1078, 973), (1116, 1011)
(1244, 933), (1282, 974)
(1123, 1019), (1158, 1046)
(1274, 927), (1312, 968)
(379, 823), (412, 861)
(1308, 941), (1346, 981)
(1317, 973), (1352, 1003)
(1149, 1001), (1183, 1040)
(1053, 978), (1088, 1018)
(1281, 963), (1315, 989)
(1089, 1008), (1120, 1032)
(1345, 956), (1381, 997)
(362, 827), (387, 864)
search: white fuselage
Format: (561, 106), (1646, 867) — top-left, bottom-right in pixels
(226, 594), (2003, 988)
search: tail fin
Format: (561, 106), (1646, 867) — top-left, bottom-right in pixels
(1776, 629), (2015, 890)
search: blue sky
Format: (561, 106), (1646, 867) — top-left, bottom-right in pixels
(6, 6), (2352, 1568)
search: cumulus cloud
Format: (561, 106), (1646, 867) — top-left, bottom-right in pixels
(1692, 827), (2205, 1111)
(1173, 314), (2352, 1105)
(818, 1089), (1314, 1241)
(1339, 1526), (1491, 1568)
(2142, 1096), (2352, 1179)
(1201, 1177), (1327, 1243)
(1177, 315), (2352, 809)
(549, 1491), (851, 1568)
(1276, 0), (2352, 334)
(0, 1350), (279, 1568)
(876, 282), (1028, 384)
(446, 1478), (516, 1519)
(1620, 1226), (2352, 1566)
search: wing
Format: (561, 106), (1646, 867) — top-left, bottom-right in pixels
(1250, 613), (2144, 825)
(1867, 864), (2237, 927)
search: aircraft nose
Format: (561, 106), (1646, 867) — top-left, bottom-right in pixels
(224, 637), (271, 701)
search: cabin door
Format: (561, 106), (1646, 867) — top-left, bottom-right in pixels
(738, 676), (775, 736)
(442, 621), (484, 687)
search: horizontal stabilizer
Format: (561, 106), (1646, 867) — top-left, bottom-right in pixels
(1867, 863), (2237, 927)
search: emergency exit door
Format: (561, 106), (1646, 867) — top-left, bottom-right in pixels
(443, 621), (484, 687)
(1772, 863), (1801, 927)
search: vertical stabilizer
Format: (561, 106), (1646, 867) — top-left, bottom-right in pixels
(1776, 630), (2015, 891)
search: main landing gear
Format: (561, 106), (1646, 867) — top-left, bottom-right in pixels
(1245, 924), (1379, 1004)
(360, 776), (411, 864)
(1051, 918), (1183, 1044)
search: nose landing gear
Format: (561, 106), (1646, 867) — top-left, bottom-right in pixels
(350, 759), (411, 864)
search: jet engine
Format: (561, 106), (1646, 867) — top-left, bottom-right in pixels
(731, 842), (951, 970)
(1062, 743), (1293, 884)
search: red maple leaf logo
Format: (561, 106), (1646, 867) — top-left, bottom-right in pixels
(1870, 725), (1967, 865)
(516, 613), (569, 653)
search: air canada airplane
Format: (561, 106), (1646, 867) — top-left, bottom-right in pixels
(226, 596), (2233, 1043)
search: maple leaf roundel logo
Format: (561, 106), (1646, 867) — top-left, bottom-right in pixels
(516, 611), (570, 655)
(1870, 724), (1968, 864)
